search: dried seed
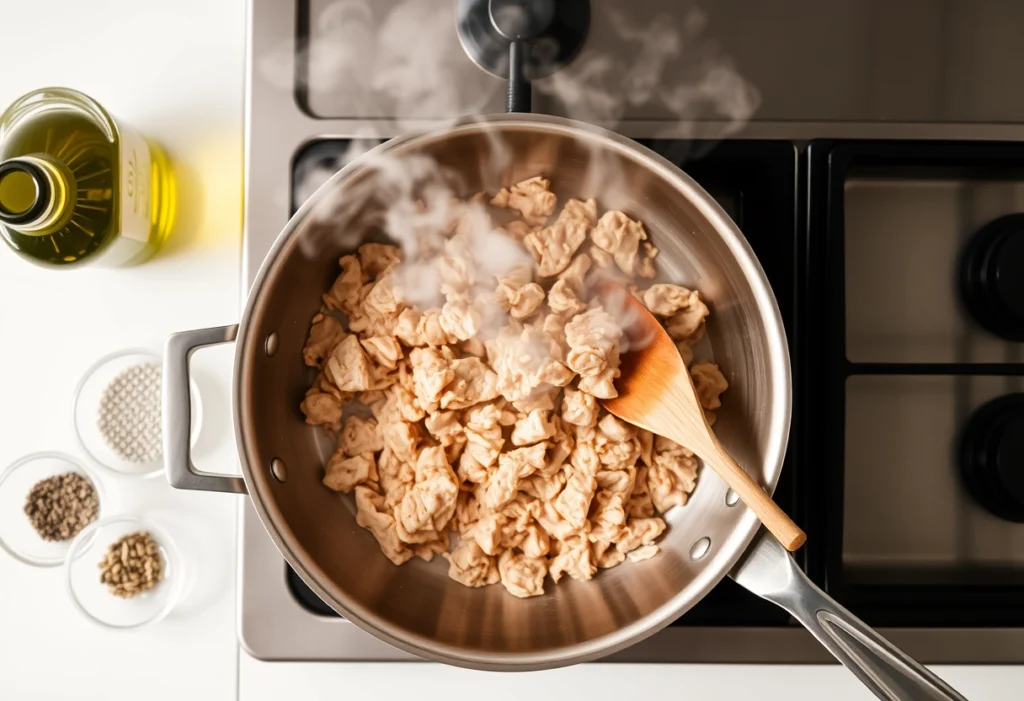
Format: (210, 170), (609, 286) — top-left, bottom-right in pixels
(23, 472), (99, 542)
(97, 531), (163, 599)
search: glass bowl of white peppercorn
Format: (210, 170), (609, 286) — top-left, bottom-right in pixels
(0, 452), (107, 567)
(64, 514), (185, 629)
(72, 349), (204, 478)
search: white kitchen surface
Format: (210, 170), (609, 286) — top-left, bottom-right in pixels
(0, 1), (245, 700)
(239, 657), (1024, 700)
(2, 1), (1023, 700)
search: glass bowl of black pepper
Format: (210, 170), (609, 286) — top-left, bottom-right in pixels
(0, 452), (107, 567)
(64, 514), (185, 629)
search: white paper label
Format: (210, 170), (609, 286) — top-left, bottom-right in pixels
(117, 122), (152, 243)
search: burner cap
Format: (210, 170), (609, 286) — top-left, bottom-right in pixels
(959, 393), (1024, 522)
(960, 214), (1024, 341)
(456, 0), (590, 81)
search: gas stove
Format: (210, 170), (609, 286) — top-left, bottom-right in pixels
(239, 0), (1024, 662)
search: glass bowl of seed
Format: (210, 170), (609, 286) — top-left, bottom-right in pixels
(64, 515), (184, 629)
(0, 452), (106, 567)
(72, 349), (204, 479)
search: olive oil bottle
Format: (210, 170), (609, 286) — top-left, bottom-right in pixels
(0, 88), (175, 266)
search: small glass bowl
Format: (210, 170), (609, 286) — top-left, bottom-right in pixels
(65, 515), (184, 629)
(72, 349), (203, 479)
(0, 452), (107, 567)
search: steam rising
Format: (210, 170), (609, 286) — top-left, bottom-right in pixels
(298, 144), (527, 335)
(538, 6), (760, 135)
(261, 0), (499, 123)
(263, 0), (759, 349)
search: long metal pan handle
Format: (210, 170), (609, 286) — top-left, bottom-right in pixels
(732, 531), (966, 701)
(163, 325), (247, 495)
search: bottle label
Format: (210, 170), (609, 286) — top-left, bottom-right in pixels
(116, 121), (152, 243)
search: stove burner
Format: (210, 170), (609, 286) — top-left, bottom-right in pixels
(456, 0), (590, 82)
(959, 393), (1024, 523)
(960, 213), (1024, 341)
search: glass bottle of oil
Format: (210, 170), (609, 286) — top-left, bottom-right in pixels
(0, 87), (175, 266)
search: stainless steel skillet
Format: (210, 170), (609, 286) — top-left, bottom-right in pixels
(163, 114), (964, 699)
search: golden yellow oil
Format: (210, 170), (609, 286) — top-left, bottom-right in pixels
(0, 88), (176, 266)
(0, 169), (36, 214)
(147, 140), (177, 256)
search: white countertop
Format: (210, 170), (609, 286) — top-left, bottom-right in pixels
(0, 1), (244, 700)
(2, 2), (1022, 700)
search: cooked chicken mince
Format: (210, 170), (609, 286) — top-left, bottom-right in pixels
(300, 176), (729, 598)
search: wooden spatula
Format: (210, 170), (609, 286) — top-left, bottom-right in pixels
(599, 286), (807, 552)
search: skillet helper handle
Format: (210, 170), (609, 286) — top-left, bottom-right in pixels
(163, 325), (247, 495)
(732, 532), (967, 701)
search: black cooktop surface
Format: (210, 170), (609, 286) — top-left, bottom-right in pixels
(285, 136), (1024, 629)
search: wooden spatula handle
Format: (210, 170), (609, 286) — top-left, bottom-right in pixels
(709, 443), (806, 552)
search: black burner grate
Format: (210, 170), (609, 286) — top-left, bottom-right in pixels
(806, 140), (1024, 627)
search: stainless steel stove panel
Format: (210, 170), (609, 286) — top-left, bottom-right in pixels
(241, 0), (1024, 662)
(302, 0), (1024, 125)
